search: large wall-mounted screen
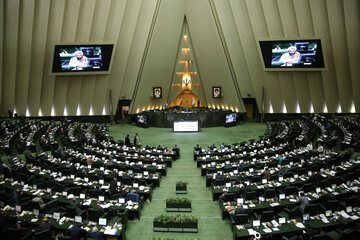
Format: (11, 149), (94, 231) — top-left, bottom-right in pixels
(258, 39), (325, 70)
(51, 44), (114, 75)
(173, 120), (199, 132)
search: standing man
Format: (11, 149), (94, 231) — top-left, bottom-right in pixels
(125, 134), (130, 146)
(134, 133), (140, 146)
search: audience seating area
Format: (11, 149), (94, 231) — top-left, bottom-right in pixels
(0, 119), (179, 239)
(194, 115), (360, 240)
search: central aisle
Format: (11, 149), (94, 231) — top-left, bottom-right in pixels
(126, 143), (233, 240)
(108, 122), (267, 240)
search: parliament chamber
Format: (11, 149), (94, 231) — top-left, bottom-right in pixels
(1, 0), (360, 239)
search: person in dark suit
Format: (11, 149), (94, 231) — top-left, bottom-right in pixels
(119, 187), (129, 199)
(234, 204), (247, 215)
(32, 217), (53, 233)
(70, 197), (83, 215)
(302, 224), (319, 240)
(310, 172), (320, 186)
(125, 135), (130, 146)
(93, 201), (105, 214)
(194, 144), (201, 151)
(109, 177), (118, 195)
(10, 187), (22, 206)
(69, 163), (77, 174)
(70, 223), (87, 240)
(318, 190), (330, 207)
(239, 183), (250, 199)
(0, 211), (16, 231)
(89, 227), (105, 240)
(263, 168), (271, 181)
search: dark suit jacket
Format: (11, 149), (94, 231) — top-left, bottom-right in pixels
(35, 222), (53, 233)
(109, 180), (118, 194)
(89, 231), (105, 240)
(125, 136), (130, 146)
(70, 225), (87, 240)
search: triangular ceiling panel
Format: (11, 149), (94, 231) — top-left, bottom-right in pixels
(168, 16), (207, 107)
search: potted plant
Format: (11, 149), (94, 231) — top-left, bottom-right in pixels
(176, 181), (187, 194)
(166, 197), (192, 212)
(153, 215), (169, 232)
(168, 214), (183, 232)
(182, 214), (199, 232)
(178, 197), (191, 211)
(153, 214), (199, 232)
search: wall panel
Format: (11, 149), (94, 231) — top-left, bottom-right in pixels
(326, 0), (353, 112)
(343, 0), (360, 112)
(229, 0), (266, 111)
(40, 0), (66, 116)
(27, 0), (51, 116)
(0, 0), (3, 111)
(1, 0), (20, 114)
(185, 0), (243, 111)
(15, 0), (35, 115)
(310, 0), (339, 113)
(214, 0), (255, 100)
(121, 0), (159, 113)
(0, 0), (358, 116)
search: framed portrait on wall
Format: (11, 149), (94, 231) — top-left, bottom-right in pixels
(213, 87), (221, 98)
(153, 87), (162, 99)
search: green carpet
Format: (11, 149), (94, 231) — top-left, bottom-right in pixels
(108, 123), (267, 240)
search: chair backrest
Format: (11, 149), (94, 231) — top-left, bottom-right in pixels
(326, 200), (344, 211)
(261, 210), (274, 222)
(304, 204), (319, 215)
(302, 183), (314, 193)
(223, 193), (236, 202)
(88, 208), (102, 221)
(245, 191), (257, 200)
(234, 214), (249, 225)
(284, 187), (297, 196)
(264, 189), (276, 199)
(33, 229), (53, 240)
(311, 233), (329, 240)
(251, 175), (262, 183)
(346, 196), (360, 207)
(66, 206), (76, 217)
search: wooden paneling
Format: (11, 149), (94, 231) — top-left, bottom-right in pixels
(0, 0), (358, 116)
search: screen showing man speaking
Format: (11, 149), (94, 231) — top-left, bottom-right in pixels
(52, 44), (114, 73)
(259, 39), (325, 69)
(173, 120), (199, 132)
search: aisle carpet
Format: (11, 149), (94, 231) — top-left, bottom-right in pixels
(108, 122), (267, 240)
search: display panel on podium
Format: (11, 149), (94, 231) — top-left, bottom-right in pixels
(173, 120), (199, 132)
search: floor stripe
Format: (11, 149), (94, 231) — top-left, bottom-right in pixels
(157, 185), (205, 187)
(151, 198), (213, 201)
(131, 216), (222, 220)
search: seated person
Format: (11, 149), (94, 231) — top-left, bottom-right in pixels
(69, 51), (88, 69)
(70, 223), (87, 240)
(279, 46), (300, 66)
(89, 227), (105, 240)
(32, 194), (45, 208)
(127, 190), (140, 203)
(32, 217), (53, 233)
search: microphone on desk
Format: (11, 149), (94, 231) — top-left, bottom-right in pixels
(254, 231), (261, 239)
